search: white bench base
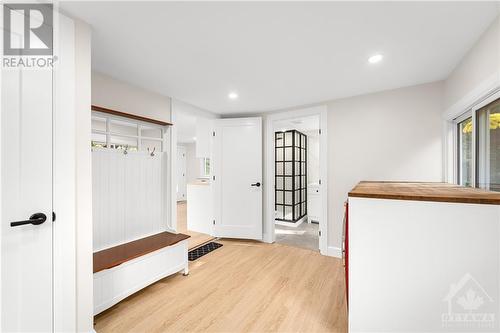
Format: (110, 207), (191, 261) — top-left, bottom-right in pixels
(93, 239), (189, 315)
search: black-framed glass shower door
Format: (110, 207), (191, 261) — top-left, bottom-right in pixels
(275, 130), (307, 223)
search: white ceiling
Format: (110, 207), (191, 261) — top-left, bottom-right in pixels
(61, 1), (499, 114)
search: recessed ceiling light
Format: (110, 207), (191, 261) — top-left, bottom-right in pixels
(193, 137), (197, 141)
(368, 54), (383, 64)
(228, 92), (238, 100)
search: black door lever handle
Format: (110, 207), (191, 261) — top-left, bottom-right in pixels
(11, 213), (47, 227)
(251, 182), (261, 187)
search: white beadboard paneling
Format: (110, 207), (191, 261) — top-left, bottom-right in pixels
(92, 152), (100, 249)
(92, 149), (166, 251)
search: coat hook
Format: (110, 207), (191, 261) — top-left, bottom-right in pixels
(149, 147), (156, 157)
(123, 145), (129, 155)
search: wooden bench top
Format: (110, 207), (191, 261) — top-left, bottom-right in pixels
(348, 181), (500, 205)
(93, 231), (190, 273)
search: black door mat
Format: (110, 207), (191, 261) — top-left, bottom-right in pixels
(188, 242), (223, 261)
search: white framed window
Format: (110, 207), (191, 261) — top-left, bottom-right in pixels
(454, 92), (500, 191)
(91, 111), (165, 153)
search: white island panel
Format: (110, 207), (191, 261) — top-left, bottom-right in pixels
(349, 197), (500, 332)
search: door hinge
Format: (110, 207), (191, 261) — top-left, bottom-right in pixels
(213, 175), (216, 181)
(212, 131), (216, 137)
(52, 212), (56, 222)
(213, 220), (216, 225)
(319, 179), (322, 185)
(319, 129), (322, 135)
(319, 230), (321, 237)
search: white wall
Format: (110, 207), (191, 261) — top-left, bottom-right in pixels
(172, 100), (217, 185)
(442, 15), (500, 182)
(443, 16), (500, 118)
(172, 99), (218, 120)
(327, 82), (444, 250)
(305, 131), (320, 184)
(182, 142), (204, 183)
(92, 72), (172, 123)
(171, 98), (218, 158)
(254, 81), (444, 254)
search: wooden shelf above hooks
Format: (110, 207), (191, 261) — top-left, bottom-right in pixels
(91, 105), (173, 126)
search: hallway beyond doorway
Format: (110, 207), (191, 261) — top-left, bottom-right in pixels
(275, 222), (319, 252)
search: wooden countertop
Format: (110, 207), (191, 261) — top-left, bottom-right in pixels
(348, 181), (500, 205)
(93, 231), (190, 273)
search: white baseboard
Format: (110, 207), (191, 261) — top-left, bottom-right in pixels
(327, 246), (342, 258)
(275, 216), (307, 228)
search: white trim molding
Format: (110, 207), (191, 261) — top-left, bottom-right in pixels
(327, 246), (342, 258)
(444, 72), (500, 121)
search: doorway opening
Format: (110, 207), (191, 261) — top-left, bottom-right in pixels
(265, 106), (328, 255)
(175, 111), (215, 249)
(273, 115), (321, 251)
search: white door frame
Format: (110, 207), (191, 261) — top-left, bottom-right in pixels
(169, 100), (178, 232)
(55, 14), (94, 332)
(53, 13), (77, 332)
(176, 145), (187, 201)
(264, 105), (328, 255)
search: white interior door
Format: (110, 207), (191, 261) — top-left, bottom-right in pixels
(177, 146), (187, 201)
(213, 118), (262, 240)
(1, 39), (54, 332)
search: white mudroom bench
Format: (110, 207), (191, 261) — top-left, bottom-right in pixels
(93, 231), (190, 315)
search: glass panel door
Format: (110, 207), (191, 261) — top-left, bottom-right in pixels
(476, 98), (500, 191)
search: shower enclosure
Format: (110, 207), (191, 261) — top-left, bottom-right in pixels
(275, 130), (307, 223)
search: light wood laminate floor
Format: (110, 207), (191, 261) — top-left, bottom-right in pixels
(177, 201), (214, 250)
(94, 239), (347, 333)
